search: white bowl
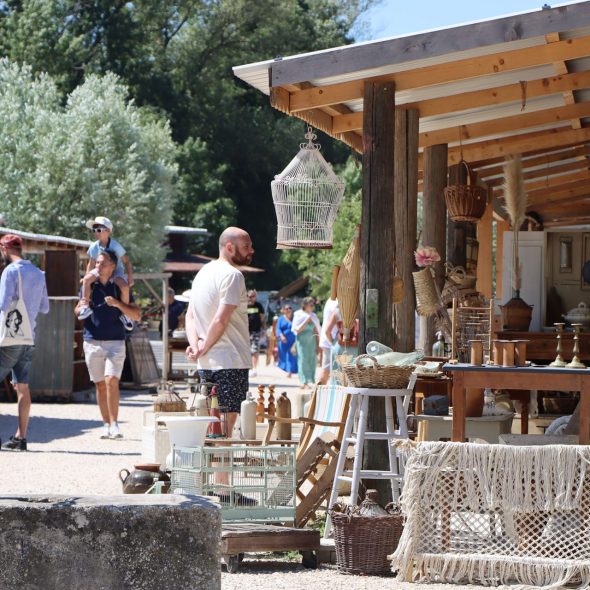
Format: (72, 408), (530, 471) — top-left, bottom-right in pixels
(163, 416), (219, 448)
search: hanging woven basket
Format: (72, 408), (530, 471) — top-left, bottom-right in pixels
(444, 160), (487, 223)
(271, 127), (345, 249)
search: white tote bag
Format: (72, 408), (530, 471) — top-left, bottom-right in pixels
(0, 270), (34, 346)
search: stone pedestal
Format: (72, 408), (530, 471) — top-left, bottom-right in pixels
(0, 494), (220, 590)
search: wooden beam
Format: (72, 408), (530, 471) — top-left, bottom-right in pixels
(495, 220), (510, 300)
(288, 36), (590, 113)
(420, 101), (590, 149)
(533, 195), (590, 213)
(477, 145), (590, 178)
(486, 159), (590, 187)
(333, 71), (590, 134)
(447, 127), (590, 166)
(422, 143), (448, 355)
(528, 180), (590, 207)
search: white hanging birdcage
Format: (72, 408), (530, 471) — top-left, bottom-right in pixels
(271, 127), (345, 249)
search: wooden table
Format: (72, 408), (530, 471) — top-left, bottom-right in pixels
(443, 363), (590, 444)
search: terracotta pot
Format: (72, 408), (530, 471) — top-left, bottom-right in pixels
(465, 388), (484, 417)
(500, 296), (533, 331)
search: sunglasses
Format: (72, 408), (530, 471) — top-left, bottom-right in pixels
(284, 307), (292, 310)
(92, 227), (108, 233)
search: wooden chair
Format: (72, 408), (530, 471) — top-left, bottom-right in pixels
(262, 382), (350, 527)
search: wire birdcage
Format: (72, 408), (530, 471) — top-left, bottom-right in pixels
(271, 127), (345, 249)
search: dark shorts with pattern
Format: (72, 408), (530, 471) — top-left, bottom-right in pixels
(249, 331), (261, 355)
(197, 368), (249, 413)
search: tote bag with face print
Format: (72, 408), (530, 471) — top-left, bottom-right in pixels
(0, 270), (34, 346)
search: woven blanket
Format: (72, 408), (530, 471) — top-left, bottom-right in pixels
(390, 441), (590, 589)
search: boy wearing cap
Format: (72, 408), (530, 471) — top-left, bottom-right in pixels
(0, 234), (49, 451)
(78, 216), (134, 330)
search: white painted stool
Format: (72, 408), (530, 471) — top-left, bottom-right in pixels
(415, 413), (514, 444)
(324, 375), (416, 538)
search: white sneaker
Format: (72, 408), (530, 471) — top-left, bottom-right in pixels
(249, 369), (257, 377)
(109, 422), (123, 439)
(78, 306), (93, 320)
(120, 315), (134, 331)
(100, 423), (110, 439)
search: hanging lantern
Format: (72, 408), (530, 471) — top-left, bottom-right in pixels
(271, 127), (345, 249)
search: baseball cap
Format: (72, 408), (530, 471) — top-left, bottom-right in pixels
(0, 234), (23, 249)
(85, 216), (113, 231)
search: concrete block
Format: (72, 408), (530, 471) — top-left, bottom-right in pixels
(0, 494), (221, 590)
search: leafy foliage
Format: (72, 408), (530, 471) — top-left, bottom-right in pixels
(0, 60), (177, 270)
(0, 0), (373, 280)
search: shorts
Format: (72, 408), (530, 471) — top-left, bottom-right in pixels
(197, 368), (249, 413)
(83, 339), (126, 382)
(0, 345), (34, 384)
(249, 331), (261, 355)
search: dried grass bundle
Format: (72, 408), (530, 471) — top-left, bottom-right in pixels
(336, 225), (361, 343)
(502, 155), (527, 292)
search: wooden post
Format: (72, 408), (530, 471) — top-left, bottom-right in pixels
(360, 80), (395, 354)
(422, 144), (448, 354)
(393, 107), (419, 353)
(496, 219), (510, 301)
(477, 190), (494, 298)
(360, 80), (396, 502)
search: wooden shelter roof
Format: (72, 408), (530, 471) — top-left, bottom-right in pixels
(233, 1), (590, 227)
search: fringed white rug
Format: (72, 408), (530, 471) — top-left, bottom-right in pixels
(390, 441), (590, 589)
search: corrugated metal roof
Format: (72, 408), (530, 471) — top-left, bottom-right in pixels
(0, 227), (91, 249)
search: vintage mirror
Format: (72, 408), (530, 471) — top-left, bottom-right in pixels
(559, 236), (572, 273)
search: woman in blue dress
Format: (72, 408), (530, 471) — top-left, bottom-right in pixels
(276, 304), (297, 377)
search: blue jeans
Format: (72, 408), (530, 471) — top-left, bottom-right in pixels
(0, 345), (34, 384)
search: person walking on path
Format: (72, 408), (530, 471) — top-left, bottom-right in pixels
(0, 234), (49, 451)
(276, 304), (297, 377)
(75, 249), (140, 440)
(77, 216), (135, 331)
(318, 297), (339, 384)
(291, 297), (321, 389)
(247, 289), (266, 376)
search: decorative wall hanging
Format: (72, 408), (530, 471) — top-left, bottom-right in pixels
(271, 127), (345, 249)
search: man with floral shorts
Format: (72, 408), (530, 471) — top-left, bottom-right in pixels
(186, 227), (254, 504)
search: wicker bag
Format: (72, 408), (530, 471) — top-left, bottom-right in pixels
(413, 267), (439, 316)
(330, 499), (404, 575)
(343, 354), (413, 389)
(444, 160), (487, 223)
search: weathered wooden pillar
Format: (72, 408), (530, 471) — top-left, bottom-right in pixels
(422, 144), (448, 354)
(360, 80), (396, 503)
(360, 80), (396, 354)
(476, 189), (494, 299)
(393, 108), (419, 353)
(446, 163), (476, 267)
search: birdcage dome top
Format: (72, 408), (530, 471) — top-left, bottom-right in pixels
(270, 128), (345, 250)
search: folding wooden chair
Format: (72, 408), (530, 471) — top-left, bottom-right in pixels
(262, 382), (350, 527)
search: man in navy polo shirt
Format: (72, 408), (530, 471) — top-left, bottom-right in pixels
(75, 249), (140, 439)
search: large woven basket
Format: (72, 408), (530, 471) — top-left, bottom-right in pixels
(444, 160), (487, 223)
(343, 354), (413, 389)
(330, 505), (404, 575)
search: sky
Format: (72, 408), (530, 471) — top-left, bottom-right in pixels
(363, 0), (582, 40)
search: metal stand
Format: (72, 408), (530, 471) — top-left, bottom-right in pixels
(324, 374), (416, 538)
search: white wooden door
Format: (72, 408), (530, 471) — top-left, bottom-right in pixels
(502, 232), (546, 331)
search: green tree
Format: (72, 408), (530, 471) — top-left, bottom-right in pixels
(0, 0), (372, 282)
(0, 59), (177, 270)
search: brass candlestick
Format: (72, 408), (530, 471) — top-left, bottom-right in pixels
(549, 322), (567, 367)
(566, 324), (586, 369)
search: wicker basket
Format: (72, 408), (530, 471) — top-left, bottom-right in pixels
(413, 267), (439, 316)
(330, 504), (404, 575)
(343, 354), (414, 389)
(444, 160), (487, 223)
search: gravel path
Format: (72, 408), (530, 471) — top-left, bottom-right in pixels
(0, 361), (493, 590)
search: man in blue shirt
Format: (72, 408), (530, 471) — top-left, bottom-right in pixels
(75, 249), (140, 440)
(0, 234), (49, 451)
